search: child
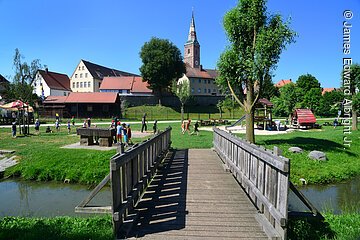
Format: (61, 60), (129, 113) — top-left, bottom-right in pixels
(185, 119), (191, 135)
(82, 120), (87, 128)
(34, 119), (40, 133)
(191, 121), (199, 136)
(71, 116), (75, 126)
(87, 118), (91, 128)
(55, 119), (60, 131)
(153, 120), (158, 134)
(127, 124), (133, 145)
(11, 122), (16, 138)
(46, 126), (52, 133)
(67, 121), (71, 134)
(116, 122), (122, 143)
(122, 123), (128, 146)
(181, 120), (186, 134)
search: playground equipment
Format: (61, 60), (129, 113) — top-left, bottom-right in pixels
(227, 98), (274, 130)
(291, 109), (316, 129)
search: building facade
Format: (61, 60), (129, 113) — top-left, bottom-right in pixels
(32, 69), (71, 98)
(100, 76), (152, 96)
(70, 59), (137, 93)
(181, 12), (221, 96)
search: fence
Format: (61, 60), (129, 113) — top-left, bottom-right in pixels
(213, 127), (290, 239)
(124, 109), (245, 121)
(110, 127), (172, 238)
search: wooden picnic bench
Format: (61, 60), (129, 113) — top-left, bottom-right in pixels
(76, 127), (116, 147)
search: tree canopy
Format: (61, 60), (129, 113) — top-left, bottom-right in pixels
(217, 0), (296, 143)
(172, 78), (191, 122)
(7, 48), (42, 105)
(139, 37), (186, 105)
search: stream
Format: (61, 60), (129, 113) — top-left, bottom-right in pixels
(0, 179), (111, 217)
(0, 177), (359, 217)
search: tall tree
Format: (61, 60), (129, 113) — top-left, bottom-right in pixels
(271, 83), (302, 117)
(140, 37), (186, 106)
(172, 78), (191, 122)
(302, 88), (322, 114)
(7, 48), (42, 105)
(342, 64), (360, 130)
(217, 0), (295, 143)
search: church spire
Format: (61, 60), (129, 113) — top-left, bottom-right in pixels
(187, 9), (198, 44)
(184, 9), (200, 68)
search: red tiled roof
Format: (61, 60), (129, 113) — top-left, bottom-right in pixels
(100, 77), (133, 90)
(100, 76), (152, 93)
(43, 96), (68, 104)
(132, 76), (152, 93)
(65, 92), (118, 103)
(39, 70), (71, 91)
(294, 109), (316, 125)
(275, 79), (292, 87)
(185, 64), (218, 79)
(322, 88), (337, 95)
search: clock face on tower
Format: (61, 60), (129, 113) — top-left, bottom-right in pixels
(195, 60), (198, 66)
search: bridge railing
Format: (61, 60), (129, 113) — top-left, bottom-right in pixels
(110, 127), (172, 238)
(213, 127), (289, 240)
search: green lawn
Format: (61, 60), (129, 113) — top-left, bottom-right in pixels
(250, 126), (360, 185)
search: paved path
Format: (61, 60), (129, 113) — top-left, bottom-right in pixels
(126, 149), (267, 239)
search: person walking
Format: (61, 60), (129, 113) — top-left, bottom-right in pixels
(67, 120), (71, 134)
(184, 119), (191, 135)
(191, 121), (200, 136)
(71, 116), (75, 126)
(11, 121), (16, 138)
(141, 113), (147, 133)
(55, 119), (60, 131)
(153, 120), (158, 134)
(87, 118), (91, 128)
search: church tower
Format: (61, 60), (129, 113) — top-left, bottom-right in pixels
(184, 11), (200, 68)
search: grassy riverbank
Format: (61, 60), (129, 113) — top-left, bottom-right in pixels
(0, 216), (113, 240)
(288, 212), (360, 240)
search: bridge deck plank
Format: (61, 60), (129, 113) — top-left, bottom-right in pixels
(126, 149), (267, 239)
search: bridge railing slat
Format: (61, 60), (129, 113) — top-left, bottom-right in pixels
(110, 127), (171, 238)
(213, 127), (289, 240)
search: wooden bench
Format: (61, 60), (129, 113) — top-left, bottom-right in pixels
(76, 128), (116, 147)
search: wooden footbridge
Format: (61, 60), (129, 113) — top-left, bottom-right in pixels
(76, 127), (320, 240)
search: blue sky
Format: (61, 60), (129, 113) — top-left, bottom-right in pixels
(0, 0), (359, 88)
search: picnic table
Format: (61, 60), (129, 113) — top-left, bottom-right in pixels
(76, 127), (116, 147)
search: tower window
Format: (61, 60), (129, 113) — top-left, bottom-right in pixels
(188, 49), (190, 54)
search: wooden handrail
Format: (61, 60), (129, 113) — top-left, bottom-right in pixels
(110, 127), (172, 238)
(213, 127), (290, 240)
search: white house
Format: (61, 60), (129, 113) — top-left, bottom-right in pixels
(70, 59), (137, 93)
(32, 68), (71, 98)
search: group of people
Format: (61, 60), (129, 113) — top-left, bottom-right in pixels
(181, 119), (200, 135)
(112, 121), (133, 146)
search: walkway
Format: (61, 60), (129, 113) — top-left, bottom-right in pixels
(126, 149), (267, 239)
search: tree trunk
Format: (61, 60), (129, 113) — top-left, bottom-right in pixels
(352, 109), (358, 130)
(245, 108), (255, 143)
(181, 104), (184, 122)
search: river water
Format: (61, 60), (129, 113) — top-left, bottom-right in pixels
(0, 177), (359, 217)
(0, 179), (111, 217)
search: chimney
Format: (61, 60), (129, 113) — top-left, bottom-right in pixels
(45, 68), (49, 74)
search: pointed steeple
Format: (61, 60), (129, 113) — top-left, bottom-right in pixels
(187, 9), (198, 44)
(184, 9), (200, 68)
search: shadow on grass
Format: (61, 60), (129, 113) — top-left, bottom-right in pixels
(288, 217), (336, 240)
(262, 137), (357, 157)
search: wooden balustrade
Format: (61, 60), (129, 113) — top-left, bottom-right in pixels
(213, 127), (290, 239)
(110, 127), (172, 238)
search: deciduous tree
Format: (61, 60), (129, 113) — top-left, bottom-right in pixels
(172, 78), (191, 122)
(140, 37), (186, 106)
(342, 64), (360, 130)
(217, 0), (295, 143)
(7, 48), (42, 105)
